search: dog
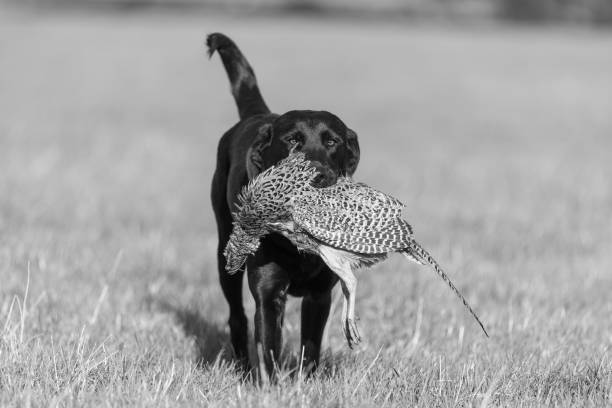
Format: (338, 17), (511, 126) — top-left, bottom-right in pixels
(207, 33), (360, 376)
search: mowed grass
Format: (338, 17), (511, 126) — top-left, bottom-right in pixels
(1, 9), (612, 407)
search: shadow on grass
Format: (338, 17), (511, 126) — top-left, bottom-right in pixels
(148, 296), (349, 381)
(152, 298), (232, 367)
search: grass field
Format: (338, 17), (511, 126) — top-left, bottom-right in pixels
(1, 8), (612, 407)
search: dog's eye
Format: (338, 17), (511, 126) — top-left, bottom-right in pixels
(324, 139), (337, 147)
(286, 133), (303, 147)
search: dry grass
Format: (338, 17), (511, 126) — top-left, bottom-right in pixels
(1, 9), (611, 407)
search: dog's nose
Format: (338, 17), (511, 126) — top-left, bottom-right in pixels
(310, 162), (337, 187)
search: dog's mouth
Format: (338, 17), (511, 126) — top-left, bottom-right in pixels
(310, 167), (338, 188)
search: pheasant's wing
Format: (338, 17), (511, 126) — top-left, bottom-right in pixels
(313, 180), (405, 216)
(234, 152), (318, 227)
(292, 180), (414, 254)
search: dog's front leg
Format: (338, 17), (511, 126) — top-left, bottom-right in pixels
(300, 291), (332, 371)
(247, 260), (289, 380)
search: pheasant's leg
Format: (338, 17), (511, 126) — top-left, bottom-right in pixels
(340, 292), (348, 334)
(319, 246), (361, 348)
(338, 275), (361, 348)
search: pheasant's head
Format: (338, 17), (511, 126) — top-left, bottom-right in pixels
(224, 224), (262, 274)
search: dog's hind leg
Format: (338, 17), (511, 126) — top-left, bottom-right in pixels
(216, 237), (250, 368)
(212, 159), (250, 370)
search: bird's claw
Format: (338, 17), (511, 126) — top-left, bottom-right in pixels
(344, 318), (362, 349)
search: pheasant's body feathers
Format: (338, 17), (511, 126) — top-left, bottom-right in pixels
(292, 178), (413, 254)
(223, 152), (318, 272)
(224, 152), (489, 339)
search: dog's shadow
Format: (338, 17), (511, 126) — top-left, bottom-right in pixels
(153, 298), (231, 366)
(149, 296), (348, 380)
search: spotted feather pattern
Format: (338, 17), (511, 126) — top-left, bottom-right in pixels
(224, 153), (489, 336)
(401, 241), (488, 336)
(233, 152), (318, 231)
(291, 178), (414, 254)
(224, 152), (318, 273)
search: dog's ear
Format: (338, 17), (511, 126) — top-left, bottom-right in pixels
(344, 128), (360, 176)
(246, 123), (273, 179)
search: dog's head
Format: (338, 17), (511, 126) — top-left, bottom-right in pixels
(246, 110), (360, 187)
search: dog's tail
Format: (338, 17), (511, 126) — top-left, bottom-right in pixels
(401, 240), (489, 338)
(207, 33), (271, 120)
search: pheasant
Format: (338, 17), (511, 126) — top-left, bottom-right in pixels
(224, 152), (488, 347)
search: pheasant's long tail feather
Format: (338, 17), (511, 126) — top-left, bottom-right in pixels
(401, 247), (426, 265)
(402, 241), (489, 337)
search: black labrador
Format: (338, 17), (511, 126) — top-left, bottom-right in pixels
(207, 33), (360, 376)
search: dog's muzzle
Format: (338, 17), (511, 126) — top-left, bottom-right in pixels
(310, 162), (337, 187)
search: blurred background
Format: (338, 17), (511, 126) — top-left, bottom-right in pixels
(1, 0), (611, 405)
(4, 0), (612, 24)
